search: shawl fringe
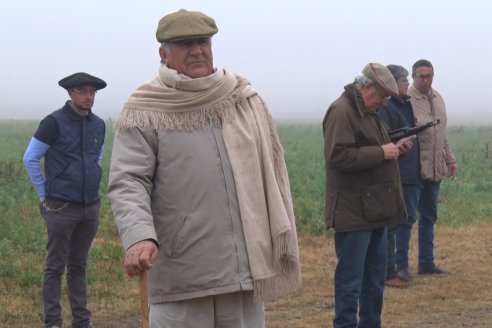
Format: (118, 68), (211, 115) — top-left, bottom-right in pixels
(115, 99), (237, 132)
(253, 233), (301, 302)
(114, 66), (301, 302)
(115, 75), (250, 132)
(246, 97), (301, 302)
(266, 104), (292, 207)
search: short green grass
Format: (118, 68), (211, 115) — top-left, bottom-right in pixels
(1, 120), (492, 326)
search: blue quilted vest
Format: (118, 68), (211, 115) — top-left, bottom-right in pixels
(44, 104), (105, 204)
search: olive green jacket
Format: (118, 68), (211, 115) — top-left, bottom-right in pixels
(323, 83), (406, 232)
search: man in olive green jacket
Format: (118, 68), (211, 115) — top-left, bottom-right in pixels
(323, 63), (408, 328)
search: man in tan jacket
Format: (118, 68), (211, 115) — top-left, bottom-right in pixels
(107, 9), (300, 328)
(404, 59), (457, 275)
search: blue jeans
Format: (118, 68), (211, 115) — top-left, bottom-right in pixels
(395, 181), (440, 270)
(40, 199), (99, 328)
(417, 180), (441, 269)
(386, 225), (397, 280)
(393, 184), (420, 272)
(333, 228), (387, 328)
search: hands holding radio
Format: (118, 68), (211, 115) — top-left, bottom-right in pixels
(382, 135), (415, 160)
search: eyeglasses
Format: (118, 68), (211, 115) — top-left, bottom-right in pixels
(415, 74), (433, 81)
(72, 88), (97, 96)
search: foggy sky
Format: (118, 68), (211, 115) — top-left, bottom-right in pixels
(1, 0), (491, 124)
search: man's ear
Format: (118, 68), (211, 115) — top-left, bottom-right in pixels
(360, 83), (371, 96)
(159, 47), (167, 63)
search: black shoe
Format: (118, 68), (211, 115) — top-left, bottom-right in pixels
(397, 268), (413, 282)
(418, 265), (451, 275)
(82, 323), (95, 328)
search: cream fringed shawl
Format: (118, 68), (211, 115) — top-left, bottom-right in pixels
(116, 65), (301, 301)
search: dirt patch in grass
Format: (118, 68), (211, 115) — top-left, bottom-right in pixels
(3, 223), (491, 327)
(264, 222), (492, 327)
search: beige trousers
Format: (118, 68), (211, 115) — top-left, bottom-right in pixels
(149, 291), (265, 328)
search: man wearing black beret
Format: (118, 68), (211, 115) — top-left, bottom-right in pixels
(23, 72), (106, 328)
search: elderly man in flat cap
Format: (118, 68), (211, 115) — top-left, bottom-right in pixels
(108, 9), (300, 328)
(323, 63), (410, 328)
(23, 72), (106, 328)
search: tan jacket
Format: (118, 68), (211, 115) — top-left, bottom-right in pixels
(108, 126), (253, 303)
(409, 86), (456, 181)
(109, 66), (300, 303)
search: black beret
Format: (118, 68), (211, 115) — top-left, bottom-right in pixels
(58, 72), (107, 90)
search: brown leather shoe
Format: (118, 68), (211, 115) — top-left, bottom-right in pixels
(385, 277), (409, 288)
(397, 268), (413, 282)
(418, 265), (451, 275)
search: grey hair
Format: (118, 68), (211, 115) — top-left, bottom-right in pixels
(387, 64), (409, 81)
(354, 73), (372, 86)
(160, 41), (170, 53)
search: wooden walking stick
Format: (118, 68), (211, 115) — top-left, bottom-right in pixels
(139, 271), (149, 328)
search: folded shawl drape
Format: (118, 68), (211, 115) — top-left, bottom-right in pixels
(115, 65), (301, 301)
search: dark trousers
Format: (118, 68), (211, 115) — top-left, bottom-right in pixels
(395, 182), (438, 270)
(333, 227), (387, 328)
(386, 225), (398, 279)
(388, 184), (423, 278)
(417, 180), (441, 269)
(40, 199), (99, 328)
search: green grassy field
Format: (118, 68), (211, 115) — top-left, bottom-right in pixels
(1, 120), (492, 326)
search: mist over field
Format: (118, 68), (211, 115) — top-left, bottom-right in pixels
(2, 105), (491, 127)
(1, 0), (491, 124)
(446, 110), (492, 126)
(2, 121), (492, 326)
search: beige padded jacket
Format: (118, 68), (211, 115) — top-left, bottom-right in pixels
(409, 85), (456, 181)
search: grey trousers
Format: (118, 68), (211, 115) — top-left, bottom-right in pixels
(149, 291), (265, 328)
(40, 199), (99, 328)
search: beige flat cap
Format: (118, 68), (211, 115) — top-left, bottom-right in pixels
(362, 63), (398, 97)
(156, 9), (218, 42)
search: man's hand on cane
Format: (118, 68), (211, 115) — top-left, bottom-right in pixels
(124, 240), (158, 276)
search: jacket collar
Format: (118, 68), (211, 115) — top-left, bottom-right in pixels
(63, 101), (93, 120)
(409, 85), (435, 100)
(389, 94), (411, 105)
(344, 82), (374, 117)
